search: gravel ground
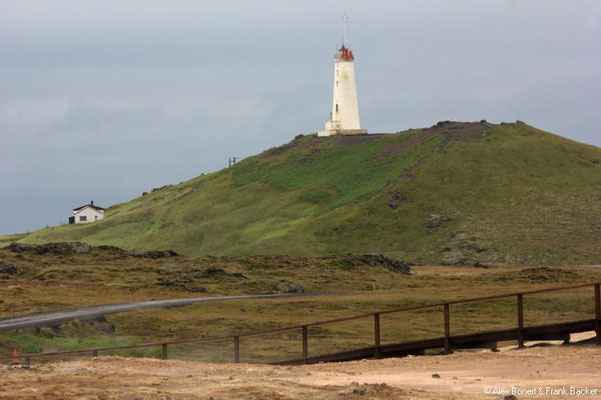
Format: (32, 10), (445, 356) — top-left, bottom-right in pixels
(1, 335), (600, 399)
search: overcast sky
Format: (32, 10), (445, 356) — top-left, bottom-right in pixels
(1, 0), (600, 235)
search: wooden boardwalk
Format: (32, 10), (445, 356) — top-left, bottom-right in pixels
(278, 319), (597, 365)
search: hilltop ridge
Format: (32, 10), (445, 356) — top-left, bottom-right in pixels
(4, 121), (601, 265)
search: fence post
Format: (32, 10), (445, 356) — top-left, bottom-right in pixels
(25, 356), (31, 366)
(595, 284), (600, 346)
(234, 336), (240, 363)
(443, 304), (450, 353)
(517, 294), (524, 348)
(302, 326), (308, 361)
(161, 344), (168, 360)
(374, 313), (381, 358)
(92, 350), (98, 358)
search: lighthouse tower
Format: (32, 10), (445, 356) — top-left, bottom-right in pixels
(318, 15), (367, 137)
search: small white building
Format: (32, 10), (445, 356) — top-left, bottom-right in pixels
(318, 16), (367, 137)
(69, 201), (105, 224)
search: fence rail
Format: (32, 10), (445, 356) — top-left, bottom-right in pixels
(3, 282), (600, 365)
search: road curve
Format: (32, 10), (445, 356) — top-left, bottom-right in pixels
(0, 293), (328, 332)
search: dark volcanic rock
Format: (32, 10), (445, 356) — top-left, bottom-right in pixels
(38, 242), (91, 255)
(157, 277), (206, 293)
(96, 322), (116, 334)
(427, 214), (449, 228)
(0, 260), (20, 275)
(337, 254), (411, 274)
(274, 280), (305, 294)
(136, 250), (179, 259)
(388, 192), (405, 209)
(7, 241), (92, 255)
(8, 242), (132, 256)
(94, 245), (130, 255)
(205, 266), (226, 276)
(6, 242), (37, 253)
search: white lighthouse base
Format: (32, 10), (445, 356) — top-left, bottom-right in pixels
(317, 128), (368, 137)
(317, 119), (367, 137)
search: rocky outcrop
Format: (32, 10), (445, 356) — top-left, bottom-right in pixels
(274, 280), (305, 294)
(6, 242), (37, 253)
(335, 254), (411, 274)
(38, 242), (91, 255)
(204, 266), (226, 276)
(388, 192), (405, 209)
(135, 250), (179, 259)
(6, 242), (91, 255)
(5, 242), (178, 258)
(427, 214), (449, 228)
(0, 260), (20, 275)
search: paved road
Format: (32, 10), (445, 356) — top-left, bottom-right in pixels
(0, 293), (327, 332)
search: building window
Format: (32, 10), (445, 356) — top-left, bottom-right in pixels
(336, 80), (338, 87)
(95, 215), (98, 221)
(79, 216), (87, 222)
(336, 104), (339, 112)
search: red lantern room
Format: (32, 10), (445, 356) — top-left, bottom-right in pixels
(337, 45), (354, 61)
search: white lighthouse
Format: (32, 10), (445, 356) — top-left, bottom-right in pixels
(318, 15), (367, 137)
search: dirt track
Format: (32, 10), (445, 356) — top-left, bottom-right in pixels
(0, 293), (328, 332)
(1, 339), (600, 399)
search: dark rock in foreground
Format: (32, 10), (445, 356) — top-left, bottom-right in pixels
(135, 249), (179, 259)
(5, 242), (178, 259)
(388, 192), (405, 209)
(38, 242), (91, 255)
(0, 260), (20, 275)
(274, 280), (305, 294)
(427, 214), (449, 228)
(6, 241), (91, 255)
(335, 254), (411, 274)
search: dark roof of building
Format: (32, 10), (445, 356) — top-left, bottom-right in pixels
(73, 201), (105, 212)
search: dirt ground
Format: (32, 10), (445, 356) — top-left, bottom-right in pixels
(1, 336), (600, 400)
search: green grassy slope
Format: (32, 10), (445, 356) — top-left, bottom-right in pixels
(5, 121), (601, 264)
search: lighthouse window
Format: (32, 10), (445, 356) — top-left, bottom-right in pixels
(336, 104), (339, 112)
(336, 80), (338, 87)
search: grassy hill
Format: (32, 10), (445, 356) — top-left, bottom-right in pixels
(4, 121), (601, 265)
